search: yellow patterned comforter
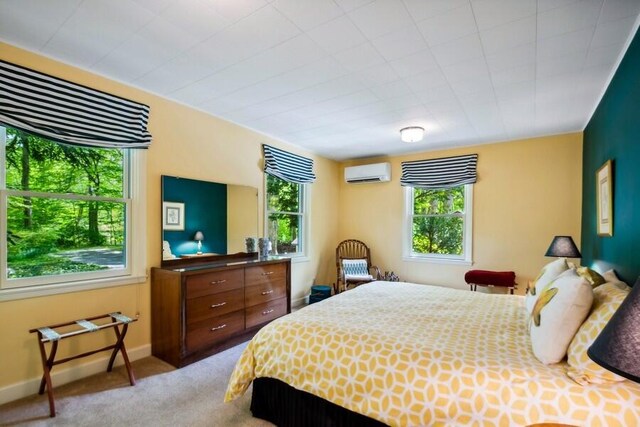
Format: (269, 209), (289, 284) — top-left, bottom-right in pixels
(225, 281), (640, 426)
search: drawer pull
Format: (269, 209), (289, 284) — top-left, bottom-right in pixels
(210, 324), (227, 331)
(210, 279), (227, 285)
(261, 271), (274, 276)
(261, 290), (274, 295)
(210, 302), (227, 308)
(262, 309), (275, 315)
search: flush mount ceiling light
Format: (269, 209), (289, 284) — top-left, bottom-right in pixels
(400, 126), (425, 143)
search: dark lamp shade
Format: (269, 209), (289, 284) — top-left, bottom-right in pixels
(194, 231), (204, 241)
(588, 278), (640, 383)
(544, 235), (581, 258)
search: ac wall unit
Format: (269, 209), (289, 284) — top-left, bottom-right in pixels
(344, 162), (391, 184)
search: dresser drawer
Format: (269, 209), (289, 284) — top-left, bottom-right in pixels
(185, 269), (243, 299)
(245, 298), (287, 329)
(245, 263), (287, 288)
(186, 310), (244, 352)
(245, 280), (287, 307)
(186, 289), (244, 326)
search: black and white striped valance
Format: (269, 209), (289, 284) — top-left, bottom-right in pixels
(0, 60), (151, 149)
(401, 154), (478, 189)
(263, 144), (316, 184)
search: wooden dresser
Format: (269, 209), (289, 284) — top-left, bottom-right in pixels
(151, 255), (291, 367)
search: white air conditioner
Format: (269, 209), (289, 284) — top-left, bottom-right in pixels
(344, 162), (391, 184)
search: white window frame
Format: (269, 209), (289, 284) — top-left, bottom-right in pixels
(264, 174), (310, 262)
(402, 184), (473, 265)
(0, 126), (147, 301)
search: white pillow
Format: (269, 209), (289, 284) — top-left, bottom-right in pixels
(525, 258), (570, 314)
(602, 269), (621, 283)
(530, 268), (593, 364)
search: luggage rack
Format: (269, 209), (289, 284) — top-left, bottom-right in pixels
(29, 312), (137, 417)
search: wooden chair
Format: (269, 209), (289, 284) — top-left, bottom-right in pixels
(335, 239), (381, 293)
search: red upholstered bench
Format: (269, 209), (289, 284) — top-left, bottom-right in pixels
(465, 270), (516, 294)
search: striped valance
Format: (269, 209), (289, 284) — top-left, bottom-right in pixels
(0, 60), (151, 149)
(401, 154), (478, 189)
(263, 144), (316, 184)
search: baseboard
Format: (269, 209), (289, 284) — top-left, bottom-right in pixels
(291, 296), (306, 308)
(0, 343), (151, 406)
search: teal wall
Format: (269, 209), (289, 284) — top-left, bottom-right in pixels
(162, 176), (227, 256)
(582, 27), (640, 285)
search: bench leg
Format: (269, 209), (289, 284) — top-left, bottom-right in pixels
(36, 337), (57, 417)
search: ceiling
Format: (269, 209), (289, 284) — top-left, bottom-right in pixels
(1, 0), (639, 160)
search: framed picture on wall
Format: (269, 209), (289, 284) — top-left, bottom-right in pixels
(596, 160), (613, 236)
(163, 201), (185, 231)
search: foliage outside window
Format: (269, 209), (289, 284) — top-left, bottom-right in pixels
(405, 185), (472, 262)
(266, 174), (306, 257)
(1, 126), (132, 289)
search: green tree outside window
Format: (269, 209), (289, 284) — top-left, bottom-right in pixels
(266, 174), (304, 255)
(3, 127), (127, 280)
(411, 186), (466, 256)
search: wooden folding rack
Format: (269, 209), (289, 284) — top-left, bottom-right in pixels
(29, 312), (138, 417)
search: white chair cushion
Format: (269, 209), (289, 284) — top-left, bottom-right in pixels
(345, 274), (374, 281)
(342, 259), (370, 277)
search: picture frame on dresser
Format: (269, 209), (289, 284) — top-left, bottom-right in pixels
(596, 160), (613, 236)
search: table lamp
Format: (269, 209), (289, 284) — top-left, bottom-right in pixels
(587, 277), (640, 383)
(544, 235), (581, 258)
(194, 231), (204, 255)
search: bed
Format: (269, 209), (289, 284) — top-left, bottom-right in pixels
(225, 281), (640, 426)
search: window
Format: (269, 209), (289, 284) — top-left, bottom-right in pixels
(0, 126), (146, 299)
(265, 174), (308, 258)
(403, 184), (472, 264)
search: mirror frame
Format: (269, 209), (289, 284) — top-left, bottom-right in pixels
(160, 175), (259, 267)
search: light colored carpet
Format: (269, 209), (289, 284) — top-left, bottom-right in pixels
(0, 341), (273, 427)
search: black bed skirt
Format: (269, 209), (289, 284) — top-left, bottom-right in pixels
(251, 377), (388, 427)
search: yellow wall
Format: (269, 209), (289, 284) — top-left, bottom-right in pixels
(0, 43), (340, 395)
(338, 133), (583, 293)
(226, 185), (259, 254)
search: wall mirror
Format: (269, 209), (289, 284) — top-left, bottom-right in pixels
(161, 175), (258, 263)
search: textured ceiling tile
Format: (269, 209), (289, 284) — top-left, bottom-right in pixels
(272, 0), (344, 31)
(347, 0), (414, 39)
(403, 0), (470, 22)
(333, 42), (386, 71)
(537, 0), (602, 40)
(307, 15), (367, 54)
(471, 0), (537, 31)
(388, 49), (439, 78)
(0, 0), (638, 160)
(416, 4), (478, 46)
(430, 34), (485, 67)
(480, 16), (536, 55)
(0, 0), (82, 49)
(371, 26), (429, 61)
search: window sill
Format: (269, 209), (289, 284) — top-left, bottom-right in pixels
(402, 256), (473, 266)
(270, 254), (310, 263)
(0, 274), (147, 302)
